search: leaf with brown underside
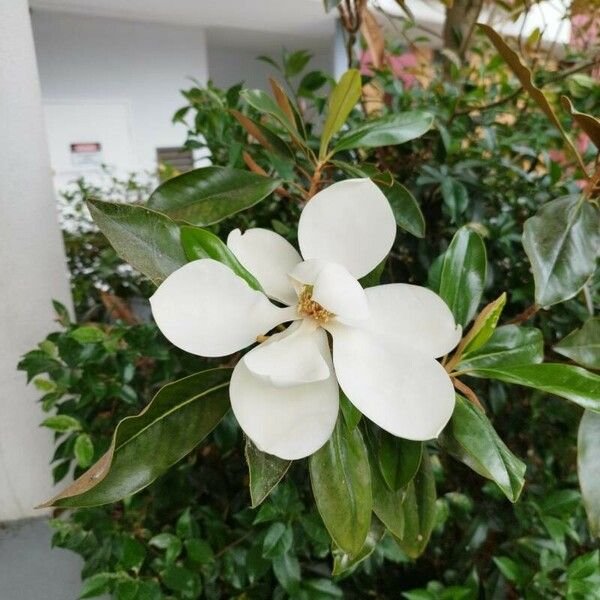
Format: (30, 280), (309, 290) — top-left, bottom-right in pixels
(100, 292), (138, 325)
(360, 7), (385, 69)
(231, 109), (270, 147)
(362, 81), (385, 116)
(39, 369), (231, 508)
(561, 96), (600, 150)
(242, 150), (268, 176)
(478, 23), (585, 172)
(269, 78), (297, 129)
(229, 110), (294, 161)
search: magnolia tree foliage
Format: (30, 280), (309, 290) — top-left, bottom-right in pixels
(35, 23), (600, 589)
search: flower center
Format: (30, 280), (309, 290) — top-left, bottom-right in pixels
(297, 285), (334, 325)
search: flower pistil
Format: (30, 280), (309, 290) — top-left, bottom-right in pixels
(297, 285), (334, 324)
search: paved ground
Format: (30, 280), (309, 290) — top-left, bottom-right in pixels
(0, 517), (99, 600)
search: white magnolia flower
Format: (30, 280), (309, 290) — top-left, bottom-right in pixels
(150, 179), (461, 460)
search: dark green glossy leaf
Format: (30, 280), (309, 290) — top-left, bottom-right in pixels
(441, 178), (469, 222)
(522, 195), (600, 308)
(370, 454), (405, 539)
(395, 451), (436, 558)
(298, 70), (329, 97)
(262, 522), (293, 558)
(567, 549), (600, 580)
(440, 395), (525, 502)
(256, 55), (280, 70)
(245, 439), (291, 508)
(118, 536), (146, 571)
(272, 552), (301, 593)
(80, 573), (114, 598)
(459, 325), (543, 370)
(147, 166), (281, 226)
(284, 50), (312, 77)
(52, 300), (71, 327)
(332, 519), (384, 576)
(438, 226), (487, 327)
(333, 111), (434, 152)
(554, 317), (600, 370)
(468, 364), (600, 411)
(176, 508), (200, 540)
(339, 392), (362, 431)
(303, 579), (343, 598)
(42, 369), (231, 508)
(87, 199), (186, 285)
(320, 69), (361, 158)
(493, 556), (530, 585)
(379, 181), (426, 238)
(161, 565), (201, 596)
(309, 418), (372, 555)
(427, 252), (444, 293)
(180, 225), (262, 291)
(114, 579), (140, 599)
(329, 160), (388, 182)
(578, 410), (600, 537)
(378, 433), (422, 491)
(186, 539), (214, 564)
(330, 159), (370, 177)
(149, 533), (181, 564)
(538, 489), (581, 517)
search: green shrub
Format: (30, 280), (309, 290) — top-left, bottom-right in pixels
(21, 37), (600, 599)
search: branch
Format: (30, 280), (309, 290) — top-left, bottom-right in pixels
(451, 56), (600, 120)
(452, 377), (485, 412)
(506, 303), (539, 325)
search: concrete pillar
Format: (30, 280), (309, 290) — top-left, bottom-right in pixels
(0, 0), (72, 521)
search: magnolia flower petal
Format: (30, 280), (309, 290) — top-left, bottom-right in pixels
(150, 259), (295, 357)
(329, 323), (455, 440)
(288, 258), (327, 292)
(231, 328), (339, 460)
(358, 284), (461, 358)
(298, 178), (396, 278)
(227, 228), (302, 305)
(312, 263), (369, 322)
(289, 260), (369, 322)
(244, 321), (330, 387)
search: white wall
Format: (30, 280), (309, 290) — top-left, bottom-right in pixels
(0, 0), (72, 521)
(206, 28), (334, 90)
(31, 10), (209, 181)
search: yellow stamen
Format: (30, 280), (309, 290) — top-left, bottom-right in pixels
(297, 285), (334, 324)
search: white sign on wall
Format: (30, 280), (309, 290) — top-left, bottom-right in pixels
(70, 142), (103, 167)
(43, 100), (137, 191)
